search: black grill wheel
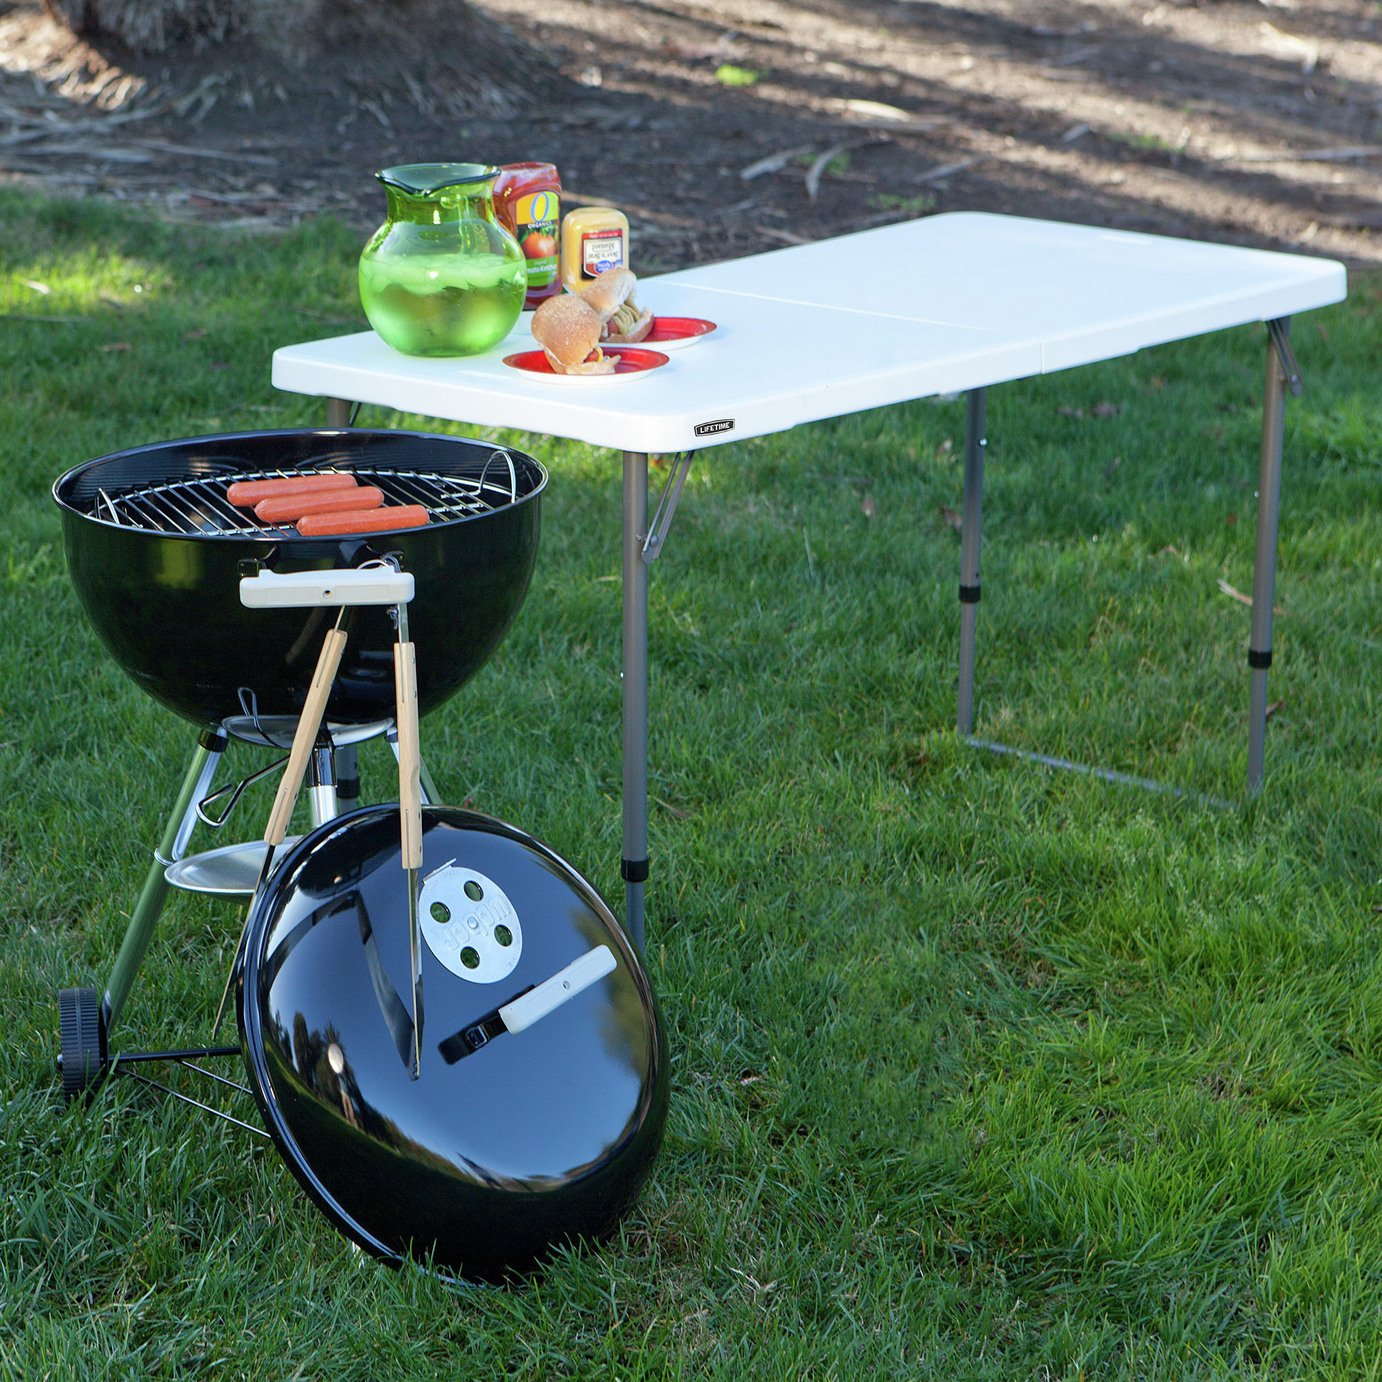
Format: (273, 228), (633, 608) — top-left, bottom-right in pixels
(57, 987), (108, 1102)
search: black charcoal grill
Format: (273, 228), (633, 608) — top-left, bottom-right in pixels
(54, 429), (545, 730)
(51, 428), (670, 1279)
(51, 425), (549, 1069)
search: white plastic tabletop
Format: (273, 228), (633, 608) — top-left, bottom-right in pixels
(272, 212), (1346, 454)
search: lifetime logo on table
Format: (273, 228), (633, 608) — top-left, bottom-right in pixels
(694, 418), (735, 437)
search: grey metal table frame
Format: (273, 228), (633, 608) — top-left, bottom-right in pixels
(955, 318), (1300, 808)
(313, 313), (1300, 948)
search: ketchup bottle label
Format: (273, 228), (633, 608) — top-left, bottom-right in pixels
(510, 189), (560, 291)
(580, 229), (626, 280)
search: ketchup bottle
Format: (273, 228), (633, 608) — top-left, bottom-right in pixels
(493, 163), (562, 310)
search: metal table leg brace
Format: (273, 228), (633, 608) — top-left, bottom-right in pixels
(957, 317), (1300, 801)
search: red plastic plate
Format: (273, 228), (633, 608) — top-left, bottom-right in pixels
(502, 347), (670, 382)
(643, 317), (717, 350)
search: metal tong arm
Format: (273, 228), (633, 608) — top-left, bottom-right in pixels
(392, 595), (424, 1081)
(211, 610), (349, 1035)
(236, 562), (417, 847)
(394, 637), (423, 871)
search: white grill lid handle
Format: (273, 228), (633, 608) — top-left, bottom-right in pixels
(240, 568), (415, 609)
(499, 946), (618, 1035)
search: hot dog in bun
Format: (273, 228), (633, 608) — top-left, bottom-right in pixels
(530, 267), (654, 374)
(581, 267), (654, 345)
(529, 293), (613, 375)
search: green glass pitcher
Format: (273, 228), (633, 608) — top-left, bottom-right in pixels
(359, 163), (527, 357)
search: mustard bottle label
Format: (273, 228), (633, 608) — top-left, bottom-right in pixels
(580, 229), (626, 280)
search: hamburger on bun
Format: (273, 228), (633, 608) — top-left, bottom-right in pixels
(529, 292), (614, 375)
(581, 267), (654, 345)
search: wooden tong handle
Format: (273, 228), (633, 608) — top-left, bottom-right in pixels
(394, 640), (422, 870)
(264, 626), (348, 847)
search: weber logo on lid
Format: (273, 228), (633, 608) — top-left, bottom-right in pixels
(694, 418), (735, 437)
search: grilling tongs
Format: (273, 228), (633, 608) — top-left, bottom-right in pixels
(214, 563), (424, 1079)
(391, 591), (425, 1081)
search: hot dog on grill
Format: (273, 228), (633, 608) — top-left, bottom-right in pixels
(228, 473), (358, 507)
(296, 505), (430, 536)
(254, 487), (384, 524)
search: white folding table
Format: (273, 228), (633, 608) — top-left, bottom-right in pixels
(272, 212), (1347, 946)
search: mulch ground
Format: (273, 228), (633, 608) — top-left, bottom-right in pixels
(2, 0), (1379, 271)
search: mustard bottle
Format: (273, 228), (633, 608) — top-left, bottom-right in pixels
(560, 206), (629, 293)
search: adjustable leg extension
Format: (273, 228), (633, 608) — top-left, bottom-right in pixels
(1246, 318), (1299, 794)
(956, 389), (987, 736)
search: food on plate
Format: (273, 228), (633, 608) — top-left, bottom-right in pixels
(227, 472), (358, 507)
(529, 267), (654, 375)
(582, 267), (653, 345)
(296, 504), (430, 536)
(529, 292), (614, 375)
(254, 486), (384, 524)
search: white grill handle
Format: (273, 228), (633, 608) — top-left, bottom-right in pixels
(499, 946), (618, 1035)
(240, 568), (414, 609)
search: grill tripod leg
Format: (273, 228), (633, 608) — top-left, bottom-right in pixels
(102, 729), (225, 1035)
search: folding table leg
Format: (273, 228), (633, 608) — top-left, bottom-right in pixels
(325, 397), (352, 428)
(956, 385), (1229, 807)
(622, 450), (650, 951)
(956, 388), (987, 736)
(958, 321), (1297, 806)
(1247, 318), (1293, 794)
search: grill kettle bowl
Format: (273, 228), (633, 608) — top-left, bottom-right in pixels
(52, 429), (545, 730)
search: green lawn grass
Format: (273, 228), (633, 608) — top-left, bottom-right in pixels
(0, 189), (1378, 1379)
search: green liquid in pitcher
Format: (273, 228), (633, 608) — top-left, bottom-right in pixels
(359, 251), (527, 357)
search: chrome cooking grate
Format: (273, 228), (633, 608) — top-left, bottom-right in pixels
(90, 454), (521, 536)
